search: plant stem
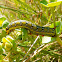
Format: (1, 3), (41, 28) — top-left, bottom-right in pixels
(25, 41), (57, 62)
(51, 7), (56, 28)
(56, 36), (62, 46)
(22, 36), (39, 62)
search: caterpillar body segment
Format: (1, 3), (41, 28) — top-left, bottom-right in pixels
(6, 20), (56, 37)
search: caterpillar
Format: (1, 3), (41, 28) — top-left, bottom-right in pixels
(6, 20), (56, 37)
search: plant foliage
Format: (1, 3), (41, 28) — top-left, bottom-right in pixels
(0, 0), (62, 62)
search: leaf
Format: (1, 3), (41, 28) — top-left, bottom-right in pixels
(0, 43), (3, 54)
(55, 21), (61, 34)
(60, 22), (62, 33)
(0, 55), (3, 60)
(42, 36), (51, 43)
(0, 17), (6, 27)
(40, 0), (48, 5)
(49, 23), (54, 28)
(11, 40), (17, 51)
(40, 1), (62, 7)
(0, 30), (7, 41)
(42, 36), (57, 43)
(51, 37), (56, 42)
(50, 0), (57, 2)
(14, 0), (19, 5)
(5, 42), (13, 51)
(20, 0), (25, 2)
(17, 47), (21, 53)
(50, 21), (61, 34)
(2, 20), (9, 28)
(1, 30), (7, 37)
(23, 41), (30, 45)
(47, 1), (62, 7)
(41, 14), (48, 21)
(17, 35), (22, 40)
(6, 35), (14, 42)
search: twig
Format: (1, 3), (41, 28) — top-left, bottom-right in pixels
(22, 36), (39, 62)
(5, 52), (10, 60)
(25, 41), (57, 62)
(33, 58), (40, 62)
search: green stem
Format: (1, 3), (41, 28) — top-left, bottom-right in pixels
(46, 8), (49, 22)
(51, 7), (55, 27)
(56, 36), (62, 46)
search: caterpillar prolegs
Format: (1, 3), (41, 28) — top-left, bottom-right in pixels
(6, 20), (56, 37)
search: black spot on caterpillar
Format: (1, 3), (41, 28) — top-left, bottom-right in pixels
(6, 20), (56, 37)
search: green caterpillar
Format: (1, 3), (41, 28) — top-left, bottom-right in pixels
(6, 20), (56, 37)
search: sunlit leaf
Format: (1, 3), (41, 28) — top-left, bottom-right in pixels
(49, 23), (54, 28)
(17, 47), (21, 53)
(42, 36), (51, 43)
(20, 0), (25, 2)
(5, 42), (13, 51)
(40, 1), (62, 7)
(6, 35), (14, 42)
(47, 1), (61, 7)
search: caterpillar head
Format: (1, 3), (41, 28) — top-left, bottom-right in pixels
(6, 27), (9, 34)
